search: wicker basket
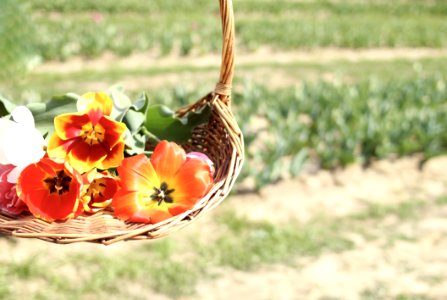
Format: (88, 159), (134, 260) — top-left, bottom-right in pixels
(0, 0), (244, 245)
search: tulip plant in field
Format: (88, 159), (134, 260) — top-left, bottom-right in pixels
(0, 89), (213, 224)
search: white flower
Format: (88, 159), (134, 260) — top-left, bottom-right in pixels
(0, 106), (45, 183)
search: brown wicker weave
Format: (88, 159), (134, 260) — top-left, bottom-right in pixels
(0, 0), (243, 244)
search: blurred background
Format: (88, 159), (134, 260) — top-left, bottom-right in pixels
(1, 0), (447, 299)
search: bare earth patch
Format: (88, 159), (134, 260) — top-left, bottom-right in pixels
(34, 47), (447, 74)
(234, 156), (447, 224)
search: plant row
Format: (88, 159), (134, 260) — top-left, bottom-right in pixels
(149, 77), (447, 190)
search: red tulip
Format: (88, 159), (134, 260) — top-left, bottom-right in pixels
(17, 158), (83, 222)
(81, 170), (118, 213)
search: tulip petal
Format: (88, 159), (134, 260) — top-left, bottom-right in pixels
(54, 113), (89, 140)
(171, 158), (213, 205)
(2, 123), (45, 168)
(117, 154), (159, 193)
(18, 159), (82, 222)
(82, 171), (117, 209)
(112, 190), (171, 223)
(135, 209), (171, 224)
(21, 189), (49, 219)
(6, 166), (23, 183)
(98, 116), (126, 149)
(168, 204), (191, 216)
(98, 142), (125, 170)
(68, 142), (107, 174)
(47, 133), (78, 162)
(151, 141), (186, 182)
(77, 92), (113, 116)
(0, 119), (11, 165)
(186, 152), (215, 176)
(17, 163), (48, 193)
(11, 106), (35, 128)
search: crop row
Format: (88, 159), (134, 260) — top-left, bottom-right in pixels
(2, 1), (447, 63)
(152, 77), (447, 189)
(26, 0), (447, 16)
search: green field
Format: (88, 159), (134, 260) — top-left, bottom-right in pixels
(6, 0), (447, 61)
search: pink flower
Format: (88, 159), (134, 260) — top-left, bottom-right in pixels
(0, 164), (27, 215)
(91, 12), (103, 24)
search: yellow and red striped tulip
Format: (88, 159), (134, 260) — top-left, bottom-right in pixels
(47, 92), (126, 174)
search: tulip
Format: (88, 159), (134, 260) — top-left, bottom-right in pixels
(0, 164), (27, 215)
(112, 141), (214, 224)
(81, 170), (118, 213)
(17, 158), (83, 222)
(47, 92), (126, 174)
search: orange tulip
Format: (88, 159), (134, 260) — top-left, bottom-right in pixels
(17, 158), (83, 222)
(81, 170), (118, 213)
(47, 92), (126, 174)
(112, 141), (214, 224)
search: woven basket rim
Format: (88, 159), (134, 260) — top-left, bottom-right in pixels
(0, 0), (244, 245)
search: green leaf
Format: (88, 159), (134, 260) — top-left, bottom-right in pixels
(133, 92), (149, 113)
(0, 94), (16, 117)
(123, 129), (146, 156)
(123, 109), (144, 133)
(290, 148), (308, 177)
(144, 104), (211, 143)
(119, 93), (149, 133)
(31, 93), (78, 138)
(109, 85), (132, 120)
(26, 102), (46, 115)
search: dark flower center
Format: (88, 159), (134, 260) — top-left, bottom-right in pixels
(81, 125), (105, 146)
(85, 179), (107, 203)
(151, 182), (175, 206)
(44, 170), (72, 195)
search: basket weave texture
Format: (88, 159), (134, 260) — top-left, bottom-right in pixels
(0, 0), (244, 245)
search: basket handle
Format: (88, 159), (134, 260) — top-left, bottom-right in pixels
(214, 0), (235, 98)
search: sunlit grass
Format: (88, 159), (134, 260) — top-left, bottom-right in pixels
(207, 212), (353, 270)
(1, 193), (446, 299)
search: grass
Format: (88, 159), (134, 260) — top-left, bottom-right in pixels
(2, 194), (446, 299)
(0, 213), (354, 299)
(207, 211), (354, 270)
(361, 288), (434, 300)
(0, 1), (36, 83)
(436, 196), (447, 205)
(352, 200), (427, 221)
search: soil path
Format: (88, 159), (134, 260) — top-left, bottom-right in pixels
(34, 47), (447, 74)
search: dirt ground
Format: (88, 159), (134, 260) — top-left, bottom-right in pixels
(34, 47), (447, 74)
(182, 156), (447, 300)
